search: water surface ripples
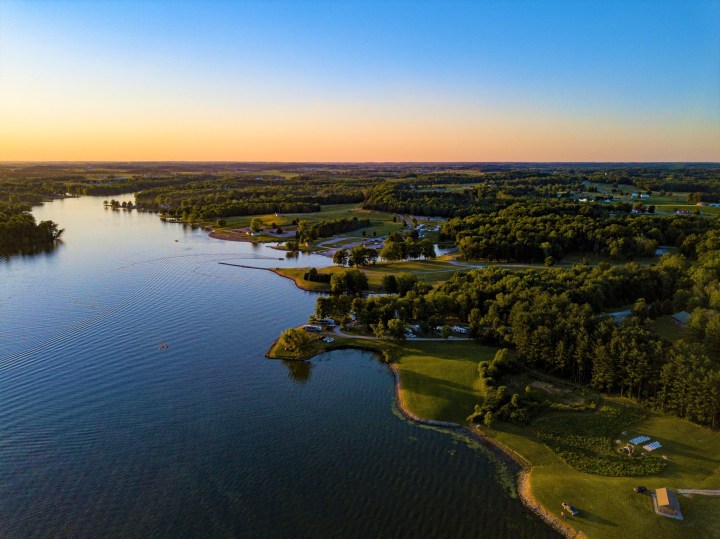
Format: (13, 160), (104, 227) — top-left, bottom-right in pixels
(0, 196), (556, 538)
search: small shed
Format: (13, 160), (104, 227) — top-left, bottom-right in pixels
(654, 487), (682, 519)
(671, 311), (691, 327)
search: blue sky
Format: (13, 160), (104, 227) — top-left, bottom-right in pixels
(1, 0), (718, 161)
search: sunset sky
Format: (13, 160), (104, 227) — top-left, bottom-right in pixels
(1, 0), (718, 162)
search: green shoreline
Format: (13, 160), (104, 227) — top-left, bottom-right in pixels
(265, 335), (578, 538)
(265, 330), (720, 539)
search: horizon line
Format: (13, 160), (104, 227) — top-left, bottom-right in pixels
(2, 160), (719, 165)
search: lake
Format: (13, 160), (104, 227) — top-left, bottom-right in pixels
(0, 195), (556, 537)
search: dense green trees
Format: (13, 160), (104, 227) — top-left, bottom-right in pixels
(380, 237), (435, 261)
(444, 202), (715, 263)
(372, 318), (406, 341)
(134, 175), (371, 221)
(317, 239), (720, 428)
(0, 204), (64, 254)
(330, 269), (368, 295)
(347, 246), (378, 267)
(278, 328), (313, 354)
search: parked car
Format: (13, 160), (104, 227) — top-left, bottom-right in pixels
(562, 502), (579, 516)
(634, 486), (647, 493)
(323, 337), (335, 343)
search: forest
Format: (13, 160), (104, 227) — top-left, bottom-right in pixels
(314, 228), (720, 429)
(444, 202), (715, 263)
(0, 203), (64, 255)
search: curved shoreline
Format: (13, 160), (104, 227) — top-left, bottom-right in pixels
(392, 361), (578, 538)
(269, 268), (330, 292)
(265, 338), (577, 538)
(209, 231), (265, 243)
(217, 261), (329, 292)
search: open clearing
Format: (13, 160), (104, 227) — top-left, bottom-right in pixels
(274, 257), (465, 292)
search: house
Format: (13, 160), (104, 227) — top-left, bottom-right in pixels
(671, 311), (691, 327)
(654, 488), (682, 519)
(302, 325), (323, 332)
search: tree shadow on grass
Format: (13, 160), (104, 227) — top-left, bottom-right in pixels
(398, 369), (479, 422)
(571, 511), (618, 528)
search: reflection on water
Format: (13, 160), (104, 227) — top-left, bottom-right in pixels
(0, 195), (557, 538)
(0, 239), (62, 258)
(284, 359), (313, 384)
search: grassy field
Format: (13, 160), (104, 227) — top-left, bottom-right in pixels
(212, 203), (405, 237)
(273, 258), (467, 292)
(575, 184), (720, 216)
(391, 340), (498, 423)
(266, 334), (332, 360)
(267, 327), (720, 537)
(258, 169), (299, 179)
(655, 204), (720, 217)
(389, 345), (720, 539)
(486, 405), (720, 539)
(649, 316), (689, 342)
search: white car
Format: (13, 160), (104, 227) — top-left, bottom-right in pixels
(323, 337), (335, 343)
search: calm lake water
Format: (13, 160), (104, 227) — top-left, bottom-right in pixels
(0, 196), (556, 538)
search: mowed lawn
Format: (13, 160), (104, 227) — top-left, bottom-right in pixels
(478, 402), (720, 539)
(382, 338), (720, 538)
(364, 258), (464, 286)
(274, 258), (467, 292)
(392, 341), (497, 423)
